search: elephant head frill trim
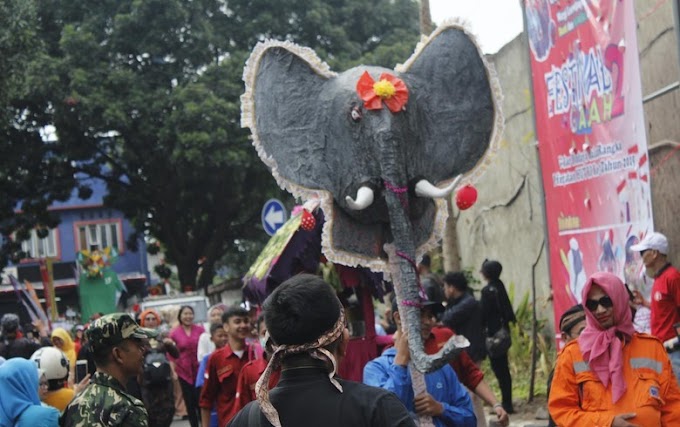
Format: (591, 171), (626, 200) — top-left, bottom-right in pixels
(241, 19), (504, 279)
(396, 17), (505, 186)
(240, 39), (396, 275)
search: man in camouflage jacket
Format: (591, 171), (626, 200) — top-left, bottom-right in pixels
(60, 313), (157, 427)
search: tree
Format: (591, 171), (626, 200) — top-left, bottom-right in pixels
(41, 0), (420, 289)
(0, 0), (78, 268)
(419, 0), (433, 35)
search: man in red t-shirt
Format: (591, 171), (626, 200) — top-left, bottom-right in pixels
(234, 314), (280, 410)
(631, 232), (680, 383)
(199, 306), (252, 427)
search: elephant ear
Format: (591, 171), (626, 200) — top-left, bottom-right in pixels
(241, 41), (339, 201)
(398, 19), (503, 187)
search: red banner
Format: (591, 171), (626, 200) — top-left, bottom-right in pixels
(524, 0), (654, 342)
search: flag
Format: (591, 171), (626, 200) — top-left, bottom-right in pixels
(39, 259), (58, 321)
(8, 275), (49, 325)
(23, 279), (47, 321)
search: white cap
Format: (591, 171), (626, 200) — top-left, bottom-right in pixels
(630, 232), (668, 255)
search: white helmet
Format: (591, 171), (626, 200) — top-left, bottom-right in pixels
(30, 347), (69, 380)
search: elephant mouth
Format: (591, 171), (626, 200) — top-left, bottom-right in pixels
(345, 175), (461, 212)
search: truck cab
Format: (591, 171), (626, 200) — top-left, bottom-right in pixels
(140, 293), (211, 324)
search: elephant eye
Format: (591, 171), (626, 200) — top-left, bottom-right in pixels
(350, 106), (362, 122)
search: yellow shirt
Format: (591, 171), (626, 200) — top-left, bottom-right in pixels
(44, 387), (75, 412)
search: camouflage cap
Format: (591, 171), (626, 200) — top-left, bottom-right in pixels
(86, 313), (157, 351)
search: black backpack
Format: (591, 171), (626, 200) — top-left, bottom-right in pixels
(142, 350), (171, 386)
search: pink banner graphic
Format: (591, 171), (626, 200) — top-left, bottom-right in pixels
(524, 0), (654, 342)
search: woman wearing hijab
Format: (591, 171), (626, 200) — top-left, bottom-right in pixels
(0, 358), (59, 426)
(72, 325), (85, 356)
(549, 272), (680, 426)
(480, 259), (516, 414)
(139, 308), (179, 427)
(51, 328), (76, 387)
(197, 304), (227, 361)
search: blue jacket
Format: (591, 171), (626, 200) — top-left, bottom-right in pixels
(195, 353), (218, 427)
(196, 353), (210, 388)
(363, 348), (475, 427)
(0, 358), (59, 427)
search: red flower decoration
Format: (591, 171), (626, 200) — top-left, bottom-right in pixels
(356, 71), (409, 113)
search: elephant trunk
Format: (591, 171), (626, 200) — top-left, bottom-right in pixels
(375, 120), (464, 375)
(383, 192), (461, 374)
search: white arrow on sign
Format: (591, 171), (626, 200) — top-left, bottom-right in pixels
(264, 205), (285, 230)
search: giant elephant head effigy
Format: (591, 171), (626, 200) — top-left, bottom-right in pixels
(241, 20), (503, 375)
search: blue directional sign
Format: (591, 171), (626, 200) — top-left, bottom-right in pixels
(261, 199), (288, 236)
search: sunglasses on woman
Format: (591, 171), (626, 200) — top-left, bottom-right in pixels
(585, 295), (613, 312)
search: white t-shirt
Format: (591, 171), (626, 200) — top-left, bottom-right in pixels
(196, 332), (215, 361)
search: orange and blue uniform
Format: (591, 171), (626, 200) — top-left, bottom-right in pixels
(549, 333), (680, 426)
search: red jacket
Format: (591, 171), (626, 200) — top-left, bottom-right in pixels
(199, 344), (252, 426)
(427, 326), (484, 390)
(549, 333), (680, 426)
(234, 357), (280, 411)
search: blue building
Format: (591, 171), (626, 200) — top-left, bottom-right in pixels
(0, 177), (149, 322)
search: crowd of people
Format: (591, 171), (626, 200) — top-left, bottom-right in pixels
(0, 302), (269, 427)
(0, 230), (679, 427)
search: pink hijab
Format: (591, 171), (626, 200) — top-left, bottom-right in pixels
(577, 272), (635, 402)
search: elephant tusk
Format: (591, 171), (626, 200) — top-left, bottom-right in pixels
(414, 175), (463, 199)
(345, 186), (374, 210)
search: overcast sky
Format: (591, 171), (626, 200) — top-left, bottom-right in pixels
(429, 0), (525, 54)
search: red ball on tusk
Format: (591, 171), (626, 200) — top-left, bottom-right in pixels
(455, 184), (478, 210)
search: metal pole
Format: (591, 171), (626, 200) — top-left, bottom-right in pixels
(642, 81), (680, 104)
(519, 0), (547, 403)
(673, 0), (680, 75)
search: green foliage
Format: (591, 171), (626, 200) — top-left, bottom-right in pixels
(0, 0), (40, 109)
(0, 0), (78, 269)
(20, 0), (421, 288)
(319, 262), (343, 293)
(0, 0), (422, 280)
(483, 284), (552, 400)
(154, 264), (172, 280)
(463, 267), (483, 292)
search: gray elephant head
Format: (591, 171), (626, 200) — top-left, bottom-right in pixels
(242, 21), (503, 373)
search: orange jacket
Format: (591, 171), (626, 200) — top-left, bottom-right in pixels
(549, 333), (680, 427)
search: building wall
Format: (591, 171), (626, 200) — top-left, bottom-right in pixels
(55, 207), (148, 278)
(455, 1), (680, 332)
(637, 0), (680, 267)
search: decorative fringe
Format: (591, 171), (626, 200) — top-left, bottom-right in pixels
(396, 17), (505, 189)
(240, 19), (503, 277)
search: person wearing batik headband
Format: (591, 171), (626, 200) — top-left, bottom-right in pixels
(549, 272), (680, 427)
(228, 274), (415, 427)
(546, 304), (585, 427)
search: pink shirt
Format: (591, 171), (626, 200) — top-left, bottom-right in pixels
(170, 324), (205, 384)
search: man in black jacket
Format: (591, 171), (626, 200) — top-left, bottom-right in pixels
(0, 314), (50, 359)
(228, 274), (415, 427)
(442, 272), (485, 363)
